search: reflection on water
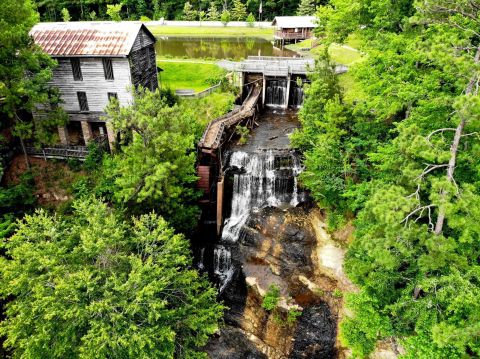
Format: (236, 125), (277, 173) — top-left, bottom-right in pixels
(155, 36), (297, 60)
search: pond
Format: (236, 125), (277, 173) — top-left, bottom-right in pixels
(154, 36), (298, 60)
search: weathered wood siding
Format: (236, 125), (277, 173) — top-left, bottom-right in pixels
(129, 27), (158, 91)
(50, 57), (134, 116)
(131, 26), (155, 52)
(129, 44), (158, 91)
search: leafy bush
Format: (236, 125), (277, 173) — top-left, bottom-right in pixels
(159, 87), (179, 107)
(246, 13), (255, 27)
(83, 142), (104, 172)
(262, 284), (281, 311)
(287, 307), (302, 324)
(235, 125), (250, 145)
(220, 10), (230, 26)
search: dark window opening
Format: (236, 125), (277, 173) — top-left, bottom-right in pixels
(71, 58), (82, 81)
(77, 91), (89, 112)
(108, 92), (118, 101)
(103, 58), (114, 80)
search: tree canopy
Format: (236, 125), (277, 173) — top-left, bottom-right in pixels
(102, 89), (201, 233)
(0, 0), (66, 153)
(0, 198), (223, 358)
(294, 0), (480, 356)
(33, 0), (301, 22)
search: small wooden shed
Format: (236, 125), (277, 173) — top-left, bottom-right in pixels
(272, 16), (317, 44)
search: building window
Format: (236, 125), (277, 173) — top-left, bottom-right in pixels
(103, 58), (114, 80)
(77, 91), (89, 111)
(71, 58), (83, 81)
(107, 92), (118, 101)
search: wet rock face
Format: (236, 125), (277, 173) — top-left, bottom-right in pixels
(206, 206), (341, 359)
(205, 327), (267, 359)
(239, 207), (317, 295)
(290, 304), (337, 359)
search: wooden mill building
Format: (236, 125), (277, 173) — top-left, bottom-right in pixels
(272, 16), (317, 45)
(30, 21), (158, 151)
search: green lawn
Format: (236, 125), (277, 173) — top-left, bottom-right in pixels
(328, 44), (363, 65)
(158, 61), (225, 92)
(287, 33), (364, 66)
(148, 25), (273, 39)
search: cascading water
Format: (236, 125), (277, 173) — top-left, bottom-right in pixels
(214, 149), (304, 290)
(213, 245), (233, 292)
(290, 86), (304, 108)
(265, 79), (287, 107)
(197, 247), (205, 270)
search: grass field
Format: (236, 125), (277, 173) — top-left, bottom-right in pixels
(158, 61), (225, 91)
(286, 34), (364, 66)
(148, 25), (273, 39)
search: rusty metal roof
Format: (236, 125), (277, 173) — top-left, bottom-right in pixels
(30, 21), (153, 57)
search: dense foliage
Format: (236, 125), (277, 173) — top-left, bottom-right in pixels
(0, 198), (223, 358)
(97, 89), (202, 233)
(294, 0), (480, 356)
(33, 0), (322, 22)
(0, 0), (66, 154)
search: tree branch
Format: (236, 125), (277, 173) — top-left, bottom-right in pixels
(402, 204), (436, 231)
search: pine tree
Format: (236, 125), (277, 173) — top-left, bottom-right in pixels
(296, 0), (316, 16)
(207, 2), (220, 20)
(182, 1), (198, 20)
(230, 0), (247, 21)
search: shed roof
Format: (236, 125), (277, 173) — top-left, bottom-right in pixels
(30, 21), (156, 57)
(271, 16), (317, 29)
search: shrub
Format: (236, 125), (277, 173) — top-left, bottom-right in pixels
(262, 284), (281, 311)
(246, 13), (255, 27)
(83, 142), (104, 172)
(287, 307), (302, 324)
(220, 10), (231, 26)
(235, 125), (250, 145)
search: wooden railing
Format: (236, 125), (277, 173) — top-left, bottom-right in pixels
(274, 31), (309, 40)
(175, 82), (221, 99)
(25, 135), (109, 160)
(26, 145), (90, 160)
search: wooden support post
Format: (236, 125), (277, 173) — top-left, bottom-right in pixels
(58, 125), (69, 145)
(105, 121), (115, 151)
(262, 75), (266, 107)
(285, 73), (291, 109)
(80, 121), (93, 144)
(216, 176), (224, 236)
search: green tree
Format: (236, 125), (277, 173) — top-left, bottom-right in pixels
(0, 198), (224, 358)
(296, 0), (315, 16)
(246, 12), (255, 26)
(104, 89), (201, 232)
(220, 9), (230, 25)
(60, 7), (70, 21)
(182, 1), (198, 20)
(230, 0), (247, 20)
(0, 0), (66, 166)
(106, 3), (122, 21)
(207, 2), (220, 20)
(301, 0), (480, 356)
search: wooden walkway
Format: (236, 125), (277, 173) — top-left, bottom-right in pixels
(198, 84), (262, 151)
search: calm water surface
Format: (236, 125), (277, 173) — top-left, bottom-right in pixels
(155, 36), (297, 60)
